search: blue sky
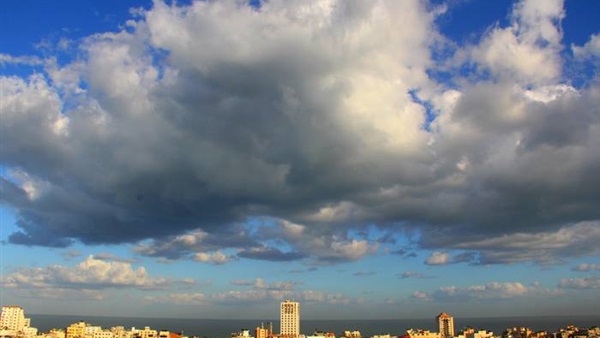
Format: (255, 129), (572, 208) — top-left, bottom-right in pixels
(1, 0), (599, 321)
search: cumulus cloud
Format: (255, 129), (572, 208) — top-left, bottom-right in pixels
(425, 252), (449, 265)
(411, 291), (431, 301)
(237, 246), (307, 262)
(573, 263), (600, 272)
(1, 0), (598, 266)
(145, 292), (207, 305)
(399, 271), (431, 279)
(193, 251), (235, 265)
(469, 0), (564, 85)
(573, 34), (600, 60)
(559, 276), (600, 289)
(205, 277), (353, 305)
(423, 222), (600, 265)
(415, 281), (562, 302)
(0, 255), (186, 290)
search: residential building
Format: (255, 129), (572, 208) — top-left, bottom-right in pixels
(0, 306), (27, 332)
(306, 330), (335, 338)
(92, 330), (114, 338)
(437, 313), (454, 338)
(66, 322), (88, 338)
(503, 327), (533, 338)
(111, 327), (130, 338)
(456, 328), (494, 338)
(407, 329), (441, 338)
(231, 330), (253, 338)
(41, 329), (66, 338)
(256, 323), (272, 338)
(133, 327), (157, 338)
(343, 331), (361, 338)
(22, 327), (38, 338)
(280, 300), (300, 337)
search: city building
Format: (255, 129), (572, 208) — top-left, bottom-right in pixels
(343, 331), (361, 338)
(1, 306), (29, 332)
(111, 327), (130, 338)
(456, 328), (494, 338)
(66, 322), (88, 338)
(0, 306), (37, 338)
(503, 327), (533, 338)
(280, 300), (300, 337)
(230, 330), (253, 338)
(256, 323), (272, 338)
(39, 329), (66, 338)
(306, 330), (335, 338)
(437, 313), (454, 338)
(132, 327), (157, 338)
(406, 329), (441, 338)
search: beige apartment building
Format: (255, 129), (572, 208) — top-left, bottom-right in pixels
(280, 300), (300, 338)
(437, 312), (455, 338)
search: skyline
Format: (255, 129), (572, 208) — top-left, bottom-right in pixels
(1, 0), (599, 319)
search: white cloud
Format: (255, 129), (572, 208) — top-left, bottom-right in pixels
(399, 271), (430, 279)
(0, 53), (45, 66)
(449, 222), (600, 265)
(193, 251), (235, 265)
(420, 281), (562, 301)
(411, 291), (431, 301)
(0, 0), (598, 270)
(425, 252), (449, 265)
(559, 276), (600, 289)
(573, 263), (600, 272)
(1, 255), (182, 290)
(572, 34), (600, 59)
(145, 292), (206, 305)
(470, 0), (564, 85)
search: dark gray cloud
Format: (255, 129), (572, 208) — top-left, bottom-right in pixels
(0, 0), (598, 266)
(237, 246), (307, 262)
(399, 271), (431, 279)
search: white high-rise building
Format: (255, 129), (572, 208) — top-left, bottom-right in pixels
(280, 300), (300, 337)
(1, 306), (27, 332)
(437, 312), (454, 338)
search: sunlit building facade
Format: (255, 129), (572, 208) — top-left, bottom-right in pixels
(437, 313), (454, 338)
(0, 306), (28, 332)
(280, 300), (300, 337)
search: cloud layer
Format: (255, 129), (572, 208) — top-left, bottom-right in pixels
(1, 0), (599, 266)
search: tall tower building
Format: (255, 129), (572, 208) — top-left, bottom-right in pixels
(280, 300), (300, 337)
(437, 312), (454, 338)
(0, 306), (27, 332)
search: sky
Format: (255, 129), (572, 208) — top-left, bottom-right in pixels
(0, 0), (599, 321)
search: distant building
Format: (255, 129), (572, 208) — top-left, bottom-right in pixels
(66, 322), (89, 338)
(280, 300), (300, 337)
(39, 329), (66, 338)
(407, 329), (441, 338)
(231, 330), (253, 338)
(133, 327), (157, 338)
(503, 327), (533, 338)
(306, 330), (335, 338)
(111, 327), (131, 338)
(256, 323), (272, 338)
(1, 306), (28, 332)
(343, 331), (361, 338)
(456, 327), (494, 338)
(0, 307), (37, 338)
(437, 313), (454, 338)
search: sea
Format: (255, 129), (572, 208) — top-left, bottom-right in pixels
(29, 315), (599, 338)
